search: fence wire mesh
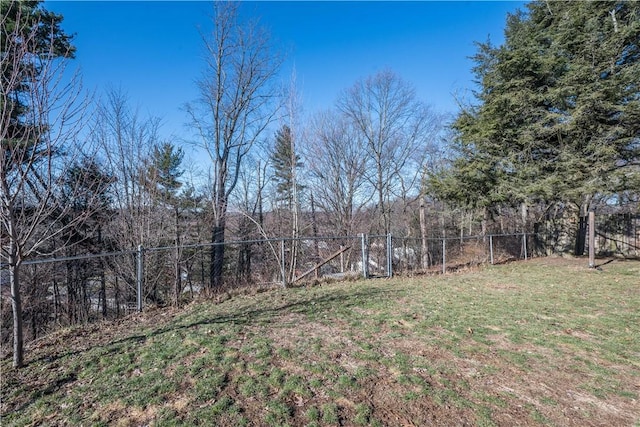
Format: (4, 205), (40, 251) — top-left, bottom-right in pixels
(0, 231), (539, 354)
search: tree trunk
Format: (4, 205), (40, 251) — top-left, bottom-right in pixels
(99, 227), (107, 318)
(66, 261), (75, 324)
(377, 165), (388, 235)
(236, 216), (251, 285)
(288, 133), (300, 283)
(419, 195), (429, 270)
(311, 192), (320, 264)
(574, 201), (591, 256)
(258, 186), (264, 227)
(53, 279), (60, 323)
(10, 261), (24, 368)
(81, 275), (89, 323)
(174, 207), (182, 306)
(481, 207), (489, 243)
(174, 251), (182, 305)
(100, 269), (107, 318)
(210, 222), (226, 291)
(520, 202), (528, 232)
(575, 214), (588, 256)
(115, 275), (121, 317)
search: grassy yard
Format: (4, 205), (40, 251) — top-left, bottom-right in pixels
(2, 257), (639, 426)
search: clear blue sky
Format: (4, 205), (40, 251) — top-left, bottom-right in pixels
(45, 1), (527, 142)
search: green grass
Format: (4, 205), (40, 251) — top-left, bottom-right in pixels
(2, 258), (639, 426)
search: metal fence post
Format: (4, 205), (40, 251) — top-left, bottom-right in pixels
(489, 235), (494, 265)
(361, 233), (368, 279)
(386, 233), (393, 278)
(588, 210), (595, 268)
(136, 244), (144, 312)
(280, 239), (287, 288)
(523, 234), (528, 260)
(442, 239), (446, 274)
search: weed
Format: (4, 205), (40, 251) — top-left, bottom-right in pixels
(264, 400), (293, 426)
(305, 405), (321, 423)
(354, 403), (372, 425)
(321, 402), (340, 424)
(337, 374), (357, 390)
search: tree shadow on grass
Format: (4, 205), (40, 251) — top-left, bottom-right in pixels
(1, 370), (78, 418)
(3, 286), (401, 418)
(148, 286), (402, 338)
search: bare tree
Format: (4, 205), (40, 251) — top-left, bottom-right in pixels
(305, 109), (372, 237)
(184, 2), (281, 291)
(229, 154), (270, 284)
(92, 88), (164, 304)
(338, 70), (439, 235)
(142, 142), (186, 305)
(1, 1), (92, 368)
(269, 72), (305, 283)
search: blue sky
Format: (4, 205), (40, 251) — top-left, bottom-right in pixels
(45, 1), (527, 143)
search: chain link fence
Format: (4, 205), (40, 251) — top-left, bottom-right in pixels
(3, 213), (637, 354)
(1, 231), (534, 353)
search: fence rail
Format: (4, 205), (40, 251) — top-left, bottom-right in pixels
(1, 232), (534, 313)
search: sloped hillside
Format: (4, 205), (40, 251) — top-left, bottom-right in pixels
(2, 258), (639, 426)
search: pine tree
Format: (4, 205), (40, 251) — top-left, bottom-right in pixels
(270, 124), (303, 208)
(144, 142), (185, 305)
(2, 0), (75, 153)
(145, 142), (184, 203)
(434, 0), (639, 230)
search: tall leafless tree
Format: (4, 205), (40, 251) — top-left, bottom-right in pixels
(92, 88), (166, 305)
(338, 70), (440, 235)
(270, 72), (304, 283)
(305, 109), (371, 237)
(184, 2), (281, 291)
(1, 2), (91, 368)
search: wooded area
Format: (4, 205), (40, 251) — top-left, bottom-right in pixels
(2, 0), (638, 368)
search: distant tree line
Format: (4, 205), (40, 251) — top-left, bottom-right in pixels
(2, 0), (638, 368)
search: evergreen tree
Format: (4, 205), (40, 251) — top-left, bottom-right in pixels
(433, 1), (639, 225)
(145, 142), (184, 203)
(270, 124), (303, 208)
(2, 0), (75, 157)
